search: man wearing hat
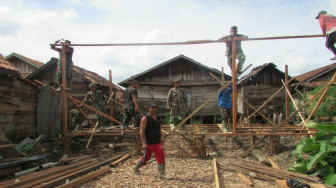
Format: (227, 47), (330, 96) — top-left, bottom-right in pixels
(218, 83), (233, 131)
(51, 39), (74, 91)
(83, 83), (107, 128)
(219, 26), (248, 74)
(132, 101), (166, 178)
(316, 10), (336, 60)
(121, 79), (141, 134)
(167, 79), (188, 130)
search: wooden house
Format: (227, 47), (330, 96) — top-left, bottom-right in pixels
(118, 54), (231, 124)
(237, 63), (296, 121)
(5, 52), (44, 76)
(0, 54), (38, 141)
(26, 57), (124, 135)
(296, 62), (336, 91)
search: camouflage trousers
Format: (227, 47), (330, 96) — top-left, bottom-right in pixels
(95, 106), (105, 128)
(170, 106), (186, 129)
(121, 105), (141, 129)
(228, 53), (245, 71)
(220, 107), (231, 125)
(56, 61), (73, 89)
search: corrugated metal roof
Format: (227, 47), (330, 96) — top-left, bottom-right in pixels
(5, 52), (44, 68)
(296, 63), (336, 82)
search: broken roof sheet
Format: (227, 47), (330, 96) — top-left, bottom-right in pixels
(5, 52), (44, 68)
(296, 62), (336, 82)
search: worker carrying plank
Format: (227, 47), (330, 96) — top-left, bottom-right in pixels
(316, 10), (336, 60)
(132, 101), (167, 178)
(219, 26), (248, 74)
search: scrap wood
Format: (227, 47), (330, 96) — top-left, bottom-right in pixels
(242, 74), (336, 157)
(276, 179), (289, 188)
(86, 121), (99, 148)
(237, 173), (254, 187)
(213, 158), (220, 188)
(0, 157), (99, 188)
(0, 155), (47, 169)
(266, 156), (280, 169)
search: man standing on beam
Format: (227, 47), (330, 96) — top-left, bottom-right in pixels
(220, 26), (248, 74)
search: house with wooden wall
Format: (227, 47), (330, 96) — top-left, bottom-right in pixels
(25, 57), (124, 137)
(296, 62), (336, 91)
(5, 52), (44, 75)
(0, 54), (38, 141)
(118, 54), (231, 124)
(237, 63), (296, 121)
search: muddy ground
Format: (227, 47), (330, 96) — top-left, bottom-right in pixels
(74, 133), (304, 188)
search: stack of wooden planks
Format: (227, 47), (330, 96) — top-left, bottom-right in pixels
(0, 153), (130, 188)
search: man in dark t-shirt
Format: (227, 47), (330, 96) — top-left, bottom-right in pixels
(121, 80), (141, 135)
(132, 101), (166, 178)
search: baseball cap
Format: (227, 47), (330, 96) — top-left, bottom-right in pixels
(147, 101), (158, 108)
(316, 10), (327, 19)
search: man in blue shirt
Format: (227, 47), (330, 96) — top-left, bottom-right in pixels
(218, 83), (232, 131)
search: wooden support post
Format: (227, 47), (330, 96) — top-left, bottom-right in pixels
(134, 135), (142, 156)
(61, 43), (70, 154)
(194, 135), (206, 159)
(109, 70), (114, 126)
(221, 66), (224, 83)
(285, 65), (290, 126)
(270, 113), (281, 154)
(213, 158), (220, 188)
(232, 41), (237, 134)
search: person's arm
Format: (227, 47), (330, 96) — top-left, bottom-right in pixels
(64, 45), (74, 53)
(83, 92), (89, 104)
(319, 17), (326, 36)
(167, 89), (172, 110)
(132, 94), (139, 112)
(140, 116), (147, 149)
(51, 40), (61, 52)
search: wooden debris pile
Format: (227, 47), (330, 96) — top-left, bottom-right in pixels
(0, 153), (130, 188)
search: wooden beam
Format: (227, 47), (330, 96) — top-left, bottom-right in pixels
(237, 173), (254, 187)
(266, 156), (280, 170)
(285, 65), (290, 126)
(61, 44), (68, 139)
(232, 41), (237, 134)
(213, 158), (220, 188)
(109, 70), (114, 126)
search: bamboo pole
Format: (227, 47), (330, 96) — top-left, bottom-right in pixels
(50, 34), (323, 47)
(232, 41), (237, 134)
(109, 70), (114, 126)
(241, 74), (336, 157)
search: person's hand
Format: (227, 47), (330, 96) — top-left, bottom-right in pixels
(55, 40), (61, 44)
(135, 106), (139, 112)
(167, 106), (171, 110)
(142, 143), (147, 150)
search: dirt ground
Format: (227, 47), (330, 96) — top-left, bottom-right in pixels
(78, 134), (304, 188)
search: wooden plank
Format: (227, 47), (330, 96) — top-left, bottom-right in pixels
(266, 156), (280, 169)
(276, 179), (289, 188)
(237, 173), (254, 187)
(57, 166), (110, 188)
(213, 158), (220, 188)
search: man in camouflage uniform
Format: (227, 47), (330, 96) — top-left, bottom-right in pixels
(83, 83), (107, 128)
(51, 39), (74, 91)
(218, 83), (232, 131)
(121, 80), (141, 135)
(69, 105), (85, 130)
(167, 80), (188, 130)
(219, 26), (248, 74)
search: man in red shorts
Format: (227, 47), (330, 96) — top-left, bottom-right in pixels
(132, 101), (166, 178)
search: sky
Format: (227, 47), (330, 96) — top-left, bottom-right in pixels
(0, 0), (335, 85)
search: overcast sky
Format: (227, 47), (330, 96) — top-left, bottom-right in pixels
(0, 0), (335, 84)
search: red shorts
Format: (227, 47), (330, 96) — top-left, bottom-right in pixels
(139, 142), (165, 164)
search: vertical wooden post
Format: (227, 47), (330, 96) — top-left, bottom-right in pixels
(232, 41), (237, 134)
(61, 43), (68, 137)
(221, 66), (224, 83)
(285, 65), (290, 125)
(109, 70), (114, 126)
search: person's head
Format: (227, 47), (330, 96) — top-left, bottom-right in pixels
(172, 80), (181, 88)
(316, 10), (327, 19)
(131, 79), (139, 89)
(64, 40), (71, 45)
(88, 83), (97, 91)
(147, 101), (158, 114)
(230, 26), (238, 35)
